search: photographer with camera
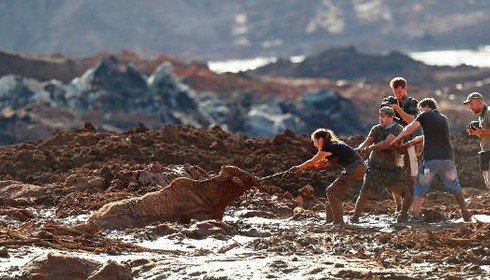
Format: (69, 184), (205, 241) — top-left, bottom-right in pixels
(381, 77), (420, 184)
(463, 92), (490, 189)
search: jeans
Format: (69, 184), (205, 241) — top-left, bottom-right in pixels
(414, 159), (461, 197)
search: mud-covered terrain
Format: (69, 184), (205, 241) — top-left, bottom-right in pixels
(0, 124), (488, 279)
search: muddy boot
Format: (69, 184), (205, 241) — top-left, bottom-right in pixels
(352, 192), (369, 223)
(397, 191), (412, 223)
(325, 203), (334, 223)
(452, 191), (472, 222)
(350, 215), (360, 223)
(396, 212), (409, 223)
(327, 196), (344, 225)
(391, 191), (402, 214)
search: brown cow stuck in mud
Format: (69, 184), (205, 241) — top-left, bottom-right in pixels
(88, 166), (260, 230)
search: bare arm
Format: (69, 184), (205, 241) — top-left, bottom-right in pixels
(369, 134), (397, 151)
(468, 128), (490, 137)
(389, 121), (421, 146)
(291, 151), (330, 172)
(356, 136), (375, 151)
(402, 135), (424, 148)
(391, 104), (416, 124)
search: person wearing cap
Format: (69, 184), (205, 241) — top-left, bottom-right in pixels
(390, 98), (472, 222)
(352, 106), (412, 223)
(463, 92), (490, 189)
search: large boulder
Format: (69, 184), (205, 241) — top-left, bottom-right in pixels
(20, 253), (100, 280)
(64, 56), (148, 111)
(296, 89), (364, 135)
(0, 180), (45, 200)
(148, 62), (213, 127)
(87, 261), (132, 280)
(19, 253), (132, 280)
(245, 103), (303, 137)
(0, 75), (49, 109)
(88, 166), (259, 230)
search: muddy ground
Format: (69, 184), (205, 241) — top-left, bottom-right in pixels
(0, 124), (488, 279)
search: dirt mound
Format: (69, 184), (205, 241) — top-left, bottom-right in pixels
(88, 166), (259, 230)
(18, 253), (132, 280)
(0, 123), (483, 212)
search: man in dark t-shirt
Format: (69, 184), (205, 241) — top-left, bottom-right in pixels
(391, 98), (472, 222)
(382, 77), (420, 183)
(352, 107), (412, 223)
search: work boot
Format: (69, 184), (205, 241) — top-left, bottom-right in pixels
(452, 191), (472, 222)
(396, 212), (409, 223)
(328, 199), (345, 225)
(325, 204), (334, 223)
(409, 215), (424, 223)
(350, 215), (360, 223)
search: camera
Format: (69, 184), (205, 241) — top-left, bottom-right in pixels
(468, 121), (480, 130)
(381, 96), (398, 107)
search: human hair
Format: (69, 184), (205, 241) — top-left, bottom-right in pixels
(310, 128), (341, 144)
(389, 77), (407, 89)
(379, 106), (395, 117)
(418, 98), (438, 110)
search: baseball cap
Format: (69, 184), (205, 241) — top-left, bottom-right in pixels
(462, 92), (484, 104)
(379, 106), (395, 117)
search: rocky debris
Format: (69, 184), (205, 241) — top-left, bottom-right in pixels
(294, 88), (364, 135)
(0, 181), (46, 200)
(0, 247), (9, 258)
(293, 185), (324, 212)
(18, 253), (132, 280)
(88, 166), (260, 230)
(0, 208), (35, 221)
(421, 208), (447, 223)
(0, 75), (38, 109)
(0, 53), (368, 143)
(19, 253), (100, 280)
(0, 56), (219, 144)
(62, 57), (213, 129)
(87, 261), (132, 280)
(183, 220), (237, 239)
(199, 88), (365, 137)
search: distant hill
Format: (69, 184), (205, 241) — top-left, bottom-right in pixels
(0, 0), (489, 59)
(249, 47), (490, 85)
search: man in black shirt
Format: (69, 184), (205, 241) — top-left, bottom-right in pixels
(390, 98), (472, 222)
(382, 77), (420, 183)
(290, 129), (365, 225)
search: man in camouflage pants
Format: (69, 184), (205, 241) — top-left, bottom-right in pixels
(352, 106), (412, 223)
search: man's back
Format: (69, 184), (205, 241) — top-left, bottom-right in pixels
(415, 109), (453, 160)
